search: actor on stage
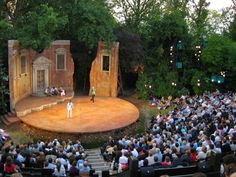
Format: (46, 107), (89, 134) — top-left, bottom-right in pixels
(67, 100), (73, 118)
(90, 86), (96, 103)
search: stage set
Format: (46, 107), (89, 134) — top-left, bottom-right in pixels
(8, 40), (140, 134)
(15, 95), (139, 133)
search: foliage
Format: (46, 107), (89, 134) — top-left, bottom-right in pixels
(229, 13), (236, 41)
(190, 70), (209, 94)
(0, 64), (9, 115)
(0, 20), (14, 65)
(109, 0), (161, 33)
(201, 34), (236, 72)
(189, 0), (210, 38)
(15, 4), (68, 53)
(201, 34), (236, 91)
(0, 0), (236, 101)
(136, 73), (149, 99)
(59, 0), (115, 49)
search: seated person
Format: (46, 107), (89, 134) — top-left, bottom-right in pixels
(58, 87), (66, 97)
(68, 160), (79, 177)
(50, 87), (58, 96)
(4, 156), (18, 176)
(54, 87), (59, 95)
(118, 150), (129, 172)
(79, 160), (90, 177)
(45, 87), (52, 96)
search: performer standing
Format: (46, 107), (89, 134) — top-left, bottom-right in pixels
(90, 86), (96, 103)
(67, 100), (73, 118)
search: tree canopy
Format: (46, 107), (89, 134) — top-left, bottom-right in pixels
(0, 0), (236, 113)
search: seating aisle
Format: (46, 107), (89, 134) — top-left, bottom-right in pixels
(85, 148), (112, 177)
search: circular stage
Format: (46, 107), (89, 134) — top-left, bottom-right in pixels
(19, 97), (140, 133)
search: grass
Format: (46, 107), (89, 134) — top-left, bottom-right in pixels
(7, 131), (32, 144)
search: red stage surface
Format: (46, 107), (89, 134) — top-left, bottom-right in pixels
(16, 96), (140, 133)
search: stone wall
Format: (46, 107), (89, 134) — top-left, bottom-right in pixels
(89, 42), (119, 97)
(8, 40), (74, 110)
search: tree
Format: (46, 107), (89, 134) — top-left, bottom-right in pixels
(108, 0), (161, 33)
(0, 64), (9, 115)
(229, 13), (236, 41)
(15, 4), (68, 53)
(189, 0), (210, 38)
(201, 34), (236, 90)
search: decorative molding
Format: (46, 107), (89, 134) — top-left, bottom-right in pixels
(33, 56), (51, 65)
(55, 48), (66, 54)
(52, 40), (70, 45)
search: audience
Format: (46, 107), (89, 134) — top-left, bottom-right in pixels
(101, 90), (236, 176)
(0, 139), (88, 177)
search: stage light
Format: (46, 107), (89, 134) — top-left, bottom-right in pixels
(197, 83), (200, 86)
(170, 60), (173, 63)
(149, 85), (152, 89)
(218, 80), (221, 83)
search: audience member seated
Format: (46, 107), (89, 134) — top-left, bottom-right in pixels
(222, 153), (236, 177)
(4, 156), (18, 176)
(118, 150), (129, 172)
(68, 160), (80, 177)
(53, 160), (66, 177)
(79, 160), (90, 177)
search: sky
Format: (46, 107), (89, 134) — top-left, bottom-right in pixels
(209, 0), (233, 11)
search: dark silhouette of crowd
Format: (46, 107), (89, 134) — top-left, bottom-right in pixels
(101, 90), (236, 176)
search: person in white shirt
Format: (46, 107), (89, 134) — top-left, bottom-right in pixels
(67, 100), (74, 118)
(118, 150), (128, 172)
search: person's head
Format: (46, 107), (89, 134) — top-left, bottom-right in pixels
(83, 160), (88, 167)
(223, 154), (236, 177)
(48, 158), (53, 163)
(6, 156), (13, 166)
(164, 156), (170, 162)
(143, 159), (149, 167)
(72, 160), (77, 167)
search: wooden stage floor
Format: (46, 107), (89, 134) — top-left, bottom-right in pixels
(16, 96), (140, 133)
